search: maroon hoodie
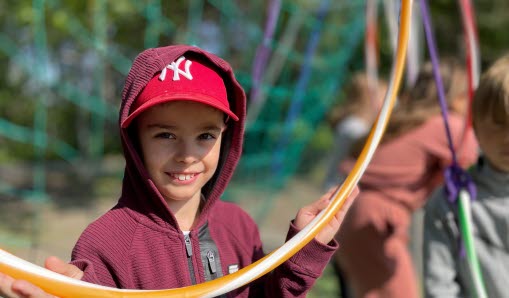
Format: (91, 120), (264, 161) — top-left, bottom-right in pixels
(70, 45), (337, 297)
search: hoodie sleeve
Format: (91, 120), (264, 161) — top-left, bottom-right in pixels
(70, 230), (120, 288)
(69, 209), (139, 289)
(250, 221), (338, 297)
(423, 188), (463, 298)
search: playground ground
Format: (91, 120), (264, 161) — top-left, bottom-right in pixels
(0, 158), (341, 297)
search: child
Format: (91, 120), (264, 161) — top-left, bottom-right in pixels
(423, 53), (509, 297)
(335, 59), (479, 298)
(323, 73), (387, 298)
(322, 73), (387, 190)
(0, 44), (357, 297)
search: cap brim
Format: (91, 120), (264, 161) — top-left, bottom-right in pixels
(121, 93), (239, 128)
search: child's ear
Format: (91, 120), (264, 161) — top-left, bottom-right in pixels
(222, 114), (230, 131)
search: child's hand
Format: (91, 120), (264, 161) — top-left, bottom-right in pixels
(0, 256), (83, 298)
(294, 186), (359, 244)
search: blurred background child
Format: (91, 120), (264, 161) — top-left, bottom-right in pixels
(322, 73), (387, 190)
(423, 53), (509, 298)
(335, 59), (479, 298)
(322, 73), (386, 298)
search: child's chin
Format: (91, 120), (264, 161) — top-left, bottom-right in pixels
(163, 190), (199, 202)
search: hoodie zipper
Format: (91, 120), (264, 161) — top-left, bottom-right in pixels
(206, 250), (217, 277)
(184, 233), (197, 285)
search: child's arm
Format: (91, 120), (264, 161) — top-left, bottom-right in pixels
(0, 256), (83, 298)
(423, 189), (463, 297)
(423, 115), (478, 170)
(252, 186), (358, 297)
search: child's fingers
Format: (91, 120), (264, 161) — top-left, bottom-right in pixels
(316, 185), (359, 214)
(311, 186), (338, 211)
(298, 189), (333, 216)
(301, 185), (356, 216)
(294, 189), (334, 230)
(45, 256), (83, 280)
(294, 185), (358, 231)
(334, 186), (359, 223)
(0, 257), (82, 298)
(313, 186), (360, 244)
(0, 271), (22, 298)
(11, 280), (56, 298)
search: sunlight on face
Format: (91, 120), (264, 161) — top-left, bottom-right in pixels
(136, 101), (226, 207)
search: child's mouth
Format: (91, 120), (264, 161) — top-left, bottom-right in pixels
(167, 172), (199, 184)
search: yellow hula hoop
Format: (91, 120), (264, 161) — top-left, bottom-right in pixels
(0, 1), (412, 296)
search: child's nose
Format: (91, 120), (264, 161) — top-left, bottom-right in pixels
(174, 142), (199, 164)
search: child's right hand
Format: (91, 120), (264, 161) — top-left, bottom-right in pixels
(0, 256), (83, 298)
(294, 186), (359, 245)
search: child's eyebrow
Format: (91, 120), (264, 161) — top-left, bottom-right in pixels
(199, 125), (223, 133)
(146, 123), (223, 132)
(146, 124), (177, 130)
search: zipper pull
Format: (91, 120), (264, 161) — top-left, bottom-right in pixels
(184, 234), (193, 257)
(206, 250), (217, 274)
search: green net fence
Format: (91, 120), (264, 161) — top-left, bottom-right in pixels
(0, 1), (365, 223)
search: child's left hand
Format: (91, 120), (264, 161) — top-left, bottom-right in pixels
(294, 186), (359, 244)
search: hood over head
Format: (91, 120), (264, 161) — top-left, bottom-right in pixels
(118, 45), (246, 230)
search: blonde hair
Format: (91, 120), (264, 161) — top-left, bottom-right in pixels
(472, 53), (509, 127)
(348, 59), (467, 158)
(328, 73), (387, 128)
(383, 58), (467, 142)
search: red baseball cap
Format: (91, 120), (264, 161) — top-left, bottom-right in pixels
(121, 55), (239, 128)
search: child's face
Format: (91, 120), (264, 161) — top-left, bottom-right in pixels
(136, 101), (226, 204)
(450, 94), (469, 116)
(475, 117), (509, 172)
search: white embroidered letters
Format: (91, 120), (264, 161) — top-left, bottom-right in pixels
(159, 56), (193, 81)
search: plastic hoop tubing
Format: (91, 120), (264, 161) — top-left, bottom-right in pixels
(365, 0), (380, 112)
(249, 0), (282, 105)
(459, 0), (480, 94)
(458, 0), (480, 146)
(0, 0), (413, 296)
(457, 190), (488, 298)
(364, 0), (420, 115)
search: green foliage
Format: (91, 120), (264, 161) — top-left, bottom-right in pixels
(428, 0), (509, 66)
(1, 0), (508, 201)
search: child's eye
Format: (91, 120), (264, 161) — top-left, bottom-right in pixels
(199, 133), (216, 140)
(155, 132), (176, 139)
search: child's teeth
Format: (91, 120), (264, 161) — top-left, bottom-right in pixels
(174, 174), (194, 181)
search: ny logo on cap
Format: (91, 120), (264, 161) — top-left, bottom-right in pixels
(159, 56), (193, 81)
